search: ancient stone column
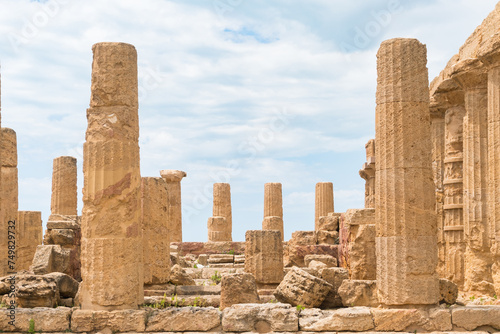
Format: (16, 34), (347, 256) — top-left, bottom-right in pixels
(245, 230), (283, 284)
(17, 211), (42, 271)
(359, 139), (376, 209)
(452, 60), (494, 294)
(50, 156), (77, 219)
(141, 177), (170, 285)
(0, 128), (18, 276)
(375, 38), (439, 305)
(211, 183), (232, 240)
(314, 182), (334, 231)
(81, 42), (143, 310)
(487, 66), (500, 294)
(263, 182), (283, 240)
(443, 90), (466, 288)
(207, 216), (230, 241)
(160, 169), (186, 243)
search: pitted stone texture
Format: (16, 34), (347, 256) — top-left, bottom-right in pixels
(30, 244), (70, 275)
(452, 306), (500, 330)
(439, 278), (458, 304)
(286, 243), (339, 268)
(222, 303), (298, 332)
(90, 42), (138, 108)
(160, 169), (186, 243)
(315, 182), (334, 231)
(262, 216), (283, 240)
(360, 139), (376, 208)
(51, 156), (77, 216)
(318, 215), (339, 231)
(319, 267), (349, 308)
(245, 230), (283, 284)
(263, 183), (283, 240)
(213, 183), (232, 239)
(44, 272), (79, 298)
(274, 266), (332, 308)
(371, 307), (452, 331)
(170, 264), (196, 285)
(1, 128), (17, 167)
(71, 309), (146, 332)
(338, 279), (379, 307)
(220, 273), (260, 310)
(304, 254), (337, 268)
(146, 307), (221, 331)
(299, 307), (374, 332)
(15, 274), (59, 308)
(17, 211), (43, 271)
(208, 216), (231, 242)
(81, 237), (143, 308)
(208, 254), (234, 263)
(141, 177), (170, 285)
(0, 307), (71, 332)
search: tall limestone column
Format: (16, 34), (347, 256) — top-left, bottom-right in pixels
(208, 183), (232, 241)
(375, 38), (439, 305)
(50, 156), (77, 219)
(452, 60), (494, 294)
(160, 169), (186, 243)
(486, 65), (500, 295)
(0, 128), (16, 276)
(141, 177), (170, 285)
(442, 89), (466, 288)
(314, 182), (334, 230)
(17, 211), (43, 271)
(263, 182), (284, 240)
(81, 42), (143, 310)
(359, 139), (376, 209)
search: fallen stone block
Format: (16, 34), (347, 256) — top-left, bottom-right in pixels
(46, 228), (76, 246)
(318, 267), (349, 308)
(371, 307), (452, 331)
(145, 307), (221, 331)
(71, 309), (146, 332)
(44, 272), (79, 298)
(222, 303), (298, 332)
(15, 274), (59, 308)
(318, 215), (339, 231)
(274, 266), (332, 308)
(30, 245), (70, 275)
(304, 254), (337, 267)
(221, 273), (260, 310)
(316, 230), (339, 245)
(286, 244), (339, 268)
(452, 306), (500, 331)
(170, 264), (196, 285)
(439, 278), (458, 304)
(308, 260), (328, 270)
(0, 307), (72, 332)
(299, 307), (374, 331)
(338, 279), (379, 307)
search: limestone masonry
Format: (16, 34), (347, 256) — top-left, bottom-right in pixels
(4, 3), (500, 333)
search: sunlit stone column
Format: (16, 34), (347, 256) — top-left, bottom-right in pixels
(314, 182), (334, 231)
(160, 169), (186, 243)
(211, 183), (232, 241)
(0, 128), (16, 276)
(263, 182), (284, 240)
(452, 60), (494, 294)
(81, 42), (143, 310)
(375, 38), (439, 305)
(17, 211), (43, 271)
(141, 177), (170, 285)
(359, 139), (375, 209)
(50, 156), (77, 219)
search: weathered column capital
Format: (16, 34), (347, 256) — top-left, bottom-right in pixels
(160, 169), (187, 183)
(451, 59), (487, 90)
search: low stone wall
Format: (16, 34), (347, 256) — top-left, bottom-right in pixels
(1, 304), (500, 332)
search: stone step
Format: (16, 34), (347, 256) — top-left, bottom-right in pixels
(208, 254), (234, 263)
(176, 285), (221, 296)
(234, 254), (245, 263)
(208, 263), (236, 268)
(143, 294), (220, 308)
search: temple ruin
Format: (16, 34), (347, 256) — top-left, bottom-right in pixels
(3, 3), (500, 333)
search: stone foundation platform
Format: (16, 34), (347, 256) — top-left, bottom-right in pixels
(1, 304), (500, 332)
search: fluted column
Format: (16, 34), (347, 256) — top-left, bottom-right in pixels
(209, 183), (232, 241)
(314, 182), (334, 230)
(81, 42), (143, 310)
(359, 139), (376, 209)
(263, 182), (283, 240)
(17, 211), (42, 271)
(50, 156), (77, 218)
(375, 38), (438, 305)
(160, 169), (186, 243)
(245, 230), (283, 284)
(452, 60), (494, 294)
(0, 128), (16, 276)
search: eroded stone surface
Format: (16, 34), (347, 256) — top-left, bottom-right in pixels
(146, 307), (221, 332)
(371, 307), (452, 331)
(338, 279), (379, 307)
(319, 267), (349, 309)
(220, 273), (260, 310)
(160, 169), (187, 243)
(451, 306), (500, 330)
(222, 303), (298, 332)
(0, 307), (72, 332)
(71, 309), (146, 332)
(315, 182), (334, 231)
(245, 230), (283, 284)
(299, 307), (374, 332)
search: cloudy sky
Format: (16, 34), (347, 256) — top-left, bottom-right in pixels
(0, 0), (498, 242)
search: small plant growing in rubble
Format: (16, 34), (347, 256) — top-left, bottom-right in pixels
(211, 271), (222, 284)
(28, 319), (35, 334)
(296, 305), (305, 312)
